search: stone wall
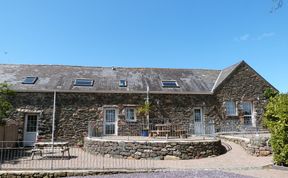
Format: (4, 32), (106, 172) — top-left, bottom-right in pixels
(214, 62), (273, 130)
(84, 137), (226, 160)
(0, 170), (149, 178)
(218, 135), (272, 156)
(9, 92), (218, 144)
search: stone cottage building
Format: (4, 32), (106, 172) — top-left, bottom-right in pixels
(0, 61), (276, 145)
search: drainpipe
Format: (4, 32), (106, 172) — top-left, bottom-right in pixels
(52, 91), (56, 143)
(51, 90), (56, 170)
(146, 85), (150, 129)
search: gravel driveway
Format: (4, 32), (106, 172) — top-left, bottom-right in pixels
(68, 170), (255, 178)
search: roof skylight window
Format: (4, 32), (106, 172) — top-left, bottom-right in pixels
(119, 80), (127, 87)
(22, 77), (38, 84)
(161, 80), (179, 88)
(74, 79), (94, 86)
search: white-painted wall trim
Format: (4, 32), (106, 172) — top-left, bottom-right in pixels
(211, 70), (223, 93)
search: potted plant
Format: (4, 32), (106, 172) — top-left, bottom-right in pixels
(138, 102), (151, 137)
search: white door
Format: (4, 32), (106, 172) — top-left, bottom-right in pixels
(104, 108), (118, 135)
(24, 114), (38, 146)
(194, 108), (204, 135)
(242, 102), (253, 126)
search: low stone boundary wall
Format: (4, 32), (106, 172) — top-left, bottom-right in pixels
(84, 137), (226, 160)
(0, 170), (151, 178)
(218, 135), (272, 157)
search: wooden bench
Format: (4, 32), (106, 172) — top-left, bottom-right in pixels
(31, 141), (70, 160)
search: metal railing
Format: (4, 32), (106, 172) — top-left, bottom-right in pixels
(0, 121), (270, 170)
(88, 119), (218, 139)
(217, 126), (270, 139)
(88, 118), (269, 139)
(0, 141), (155, 170)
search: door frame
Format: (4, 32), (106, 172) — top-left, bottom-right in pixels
(242, 101), (253, 126)
(23, 114), (39, 146)
(193, 107), (204, 135)
(103, 108), (118, 136)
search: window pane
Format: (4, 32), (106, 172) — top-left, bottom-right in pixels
(244, 116), (252, 125)
(105, 124), (115, 135)
(22, 77), (38, 84)
(225, 101), (236, 115)
(162, 81), (179, 88)
(119, 80), (127, 87)
(74, 79), (94, 86)
(26, 115), (37, 132)
(194, 109), (202, 122)
(242, 102), (252, 115)
(126, 108), (135, 121)
(105, 110), (115, 122)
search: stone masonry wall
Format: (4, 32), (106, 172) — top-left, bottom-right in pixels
(84, 137), (226, 160)
(214, 62), (274, 131)
(217, 135), (272, 157)
(9, 92), (218, 144)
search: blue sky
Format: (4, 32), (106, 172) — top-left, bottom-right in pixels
(0, 0), (287, 92)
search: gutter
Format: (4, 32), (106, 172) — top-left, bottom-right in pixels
(13, 89), (213, 95)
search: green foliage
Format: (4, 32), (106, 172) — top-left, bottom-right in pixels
(137, 102), (151, 116)
(0, 83), (14, 124)
(264, 94), (288, 166)
(264, 88), (279, 99)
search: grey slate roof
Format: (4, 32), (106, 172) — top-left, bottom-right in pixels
(0, 62), (243, 94)
(211, 61), (242, 92)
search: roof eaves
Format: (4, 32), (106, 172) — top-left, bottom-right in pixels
(13, 89), (213, 95)
(242, 61), (278, 92)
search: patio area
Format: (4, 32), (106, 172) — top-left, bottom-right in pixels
(0, 140), (273, 172)
(0, 146), (155, 170)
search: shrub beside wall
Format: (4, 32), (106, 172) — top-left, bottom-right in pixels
(264, 94), (288, 166)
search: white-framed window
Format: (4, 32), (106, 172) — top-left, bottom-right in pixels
(119, 80), (127, 87)
(125, 108), (137, 122)
(161, 80), (180, 88)
(73, 79), (94, 86)
(225, 101), (237, 116)
(241, 101), (253, 126)
(22, 76), (38, 84)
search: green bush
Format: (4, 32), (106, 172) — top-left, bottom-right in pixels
(264, 94), (288, 166)
(0, 83), (14, 125)
(264, 88), (279, 99)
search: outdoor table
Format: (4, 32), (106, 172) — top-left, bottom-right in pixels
(31, 141), (70, 160)
(150, 124), (187, 138)
(150, 123), (172, 137)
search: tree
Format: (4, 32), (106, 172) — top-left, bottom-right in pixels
(0, 83), (14, 125)
(264, 93), (288, 166)
(271, 0), (284, 12)
(264, 88), (279, 99)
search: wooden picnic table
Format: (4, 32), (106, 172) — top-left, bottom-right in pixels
(31, 141), (70, 160)
(149, 123), (187, 138)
